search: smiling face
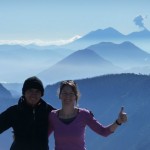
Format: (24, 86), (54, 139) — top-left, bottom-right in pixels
(59, 85), (76, 107)
(59, 80), (80, 107)
(24, 88), (42, 106)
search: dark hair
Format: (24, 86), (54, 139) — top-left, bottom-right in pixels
(58, 80), (80, 102)
(22, 76), (44, 96)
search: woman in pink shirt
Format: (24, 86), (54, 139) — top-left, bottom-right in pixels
(48, 80), (127, 150)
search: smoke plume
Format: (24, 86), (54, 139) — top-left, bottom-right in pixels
(133, 15), (146, 29)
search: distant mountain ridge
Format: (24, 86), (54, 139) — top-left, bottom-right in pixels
(0, 27), (150, 83)
(88, 41), (150, 68)
(82, 27), (125, 40)
(37, 49), (122, 84)
(127, 28), (150, 39)
(62, 27), (150, 50)
(0, 44), (73, 83)
(0, 84), (14, 110)
(37, 41), (150, 84)
(0, 84), (12, 100)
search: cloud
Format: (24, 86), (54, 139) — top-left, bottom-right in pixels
(133, 15), (146, 29)
(0, 35), (82, 46)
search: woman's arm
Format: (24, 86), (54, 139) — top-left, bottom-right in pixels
(86, 107), (127, 136)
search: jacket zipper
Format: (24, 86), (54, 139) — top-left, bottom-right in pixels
(33, 109), (35, 120)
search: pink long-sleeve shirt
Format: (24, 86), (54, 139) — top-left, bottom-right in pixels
(48, 108), (113, 150)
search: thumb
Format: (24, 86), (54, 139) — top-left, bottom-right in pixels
(119, 106), (124, 114)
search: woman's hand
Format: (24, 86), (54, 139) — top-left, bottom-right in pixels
(116, 107), (127, 125)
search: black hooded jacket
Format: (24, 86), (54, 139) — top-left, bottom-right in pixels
(0, 96), (55, 150)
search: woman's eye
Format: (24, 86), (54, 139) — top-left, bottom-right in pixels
(61, 93), (75, 96)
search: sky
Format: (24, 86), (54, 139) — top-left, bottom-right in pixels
(0, 0), (150, 45)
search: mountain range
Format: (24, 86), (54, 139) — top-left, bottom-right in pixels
(0, 27), (150, 83)
(0, 83), (14, 110)
(88, 41), (150, 68)
(37, 27), (150, 84)
(0, 84), (12, 101)
(0, 44), (73, 82)
(37, 41), (150, 84)
(37, 48), (122, 84)
(62, 27), (150, 50)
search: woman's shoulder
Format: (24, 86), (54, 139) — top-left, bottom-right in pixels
(79, 108), (94, 117)
(78, 108), (88, 112)
(78, 108), (93, 116)
(78, 108), (94, 122)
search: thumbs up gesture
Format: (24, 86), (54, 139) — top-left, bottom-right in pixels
(116, 107), (127, 125)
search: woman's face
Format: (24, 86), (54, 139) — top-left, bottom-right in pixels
(24, 88), (42, 106)
(60, 85), (76, 106)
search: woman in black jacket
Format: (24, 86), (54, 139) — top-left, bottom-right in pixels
(0, 76), (55, 150)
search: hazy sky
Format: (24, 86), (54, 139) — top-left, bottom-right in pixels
(0, 0), (149, 45)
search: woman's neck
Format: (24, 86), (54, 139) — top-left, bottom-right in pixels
(59, 107), (77, 119)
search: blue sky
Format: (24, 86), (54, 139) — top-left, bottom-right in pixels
(0, 0), (149, 45)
